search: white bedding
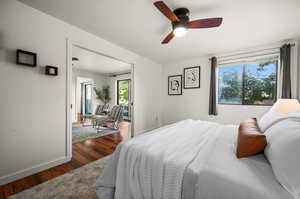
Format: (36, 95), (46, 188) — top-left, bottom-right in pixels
(95, 119), (292, 199)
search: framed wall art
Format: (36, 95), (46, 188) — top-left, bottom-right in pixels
(16, 49), (37, 67)
(45, 65), (58, 76)
(184, 66), (200, 89)
(168, 75), (182, 95)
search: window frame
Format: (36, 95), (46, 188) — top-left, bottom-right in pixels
(217, 59), (279, 106)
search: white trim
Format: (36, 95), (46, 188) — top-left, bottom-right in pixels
(66, 38), (72, 158)
(135, 126), (158, 135)
(130, 64), (135, 137)
(0, 156), (71, 186)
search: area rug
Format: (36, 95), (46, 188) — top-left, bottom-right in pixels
(9, 156), (109, 199)
(72, 125), (118, 143)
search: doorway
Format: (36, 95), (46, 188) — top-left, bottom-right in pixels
(117, 79), (131, 121)
(81, 82), (93, 115)
(66, 40), (134, 161)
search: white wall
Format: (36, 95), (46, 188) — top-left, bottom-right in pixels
(0, 0), (163, 185)
(162, 43), (299, 125)
(72, 69), (108, 122)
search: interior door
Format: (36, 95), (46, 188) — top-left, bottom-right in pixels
(117, 79), (131, 121)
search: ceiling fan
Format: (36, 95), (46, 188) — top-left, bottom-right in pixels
(154, 1), (223, 44)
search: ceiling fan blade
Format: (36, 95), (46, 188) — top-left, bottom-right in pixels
(154, 1), (180, 23)
(162, 32), (175, 44)
(187, 18), (223, 29)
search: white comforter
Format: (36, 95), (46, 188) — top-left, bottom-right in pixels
(95, 119), (292, 199)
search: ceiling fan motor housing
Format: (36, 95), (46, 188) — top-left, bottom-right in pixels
(172, 8), (190, 29)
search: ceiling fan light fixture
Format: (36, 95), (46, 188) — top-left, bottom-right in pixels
(154, 1), (223, 44)
(173, 26), (187, 37)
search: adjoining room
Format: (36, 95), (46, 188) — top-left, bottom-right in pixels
(71, 45), (133, 143)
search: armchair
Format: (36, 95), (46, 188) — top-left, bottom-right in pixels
(95, 105), (123, 130)
(82, 104), (110, 127)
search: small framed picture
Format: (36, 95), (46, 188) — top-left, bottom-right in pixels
(184, 66), (200, 89)
(45, 66), (58, 76)
(16, 49), (37, 67)
(168, 75), (182, 95)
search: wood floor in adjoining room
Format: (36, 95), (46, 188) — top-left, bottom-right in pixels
(0, 122), (131, 199)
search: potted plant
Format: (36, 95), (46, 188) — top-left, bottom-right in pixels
(94, 86), (111, 105)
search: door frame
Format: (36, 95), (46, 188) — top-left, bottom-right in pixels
(66, 39), (135, 158)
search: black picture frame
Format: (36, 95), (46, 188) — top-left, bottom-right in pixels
(184, 66), (200, 89)
(45, 66), (58, 76)
(16, 49), (37, 67)
(168, 75), (182, 95)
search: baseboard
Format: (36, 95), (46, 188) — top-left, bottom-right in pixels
(136, 126), (159, 135)
(0, 156), (71, 186)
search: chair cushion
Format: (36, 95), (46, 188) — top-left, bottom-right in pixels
(109, 105), (122, 121)
(103, 103), (110, 112)
(96, 105), (104, 115)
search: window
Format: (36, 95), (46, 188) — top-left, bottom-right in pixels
(83, 83), (92, 114)
(218, 60), (278, 105)
(117, 79), (131, 120)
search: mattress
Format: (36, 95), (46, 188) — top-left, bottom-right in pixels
(95, 119), (293, 199)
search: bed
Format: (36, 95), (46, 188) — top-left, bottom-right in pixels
(94, 119), (293, 199)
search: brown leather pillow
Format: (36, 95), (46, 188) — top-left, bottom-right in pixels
(236, 118), (267, 158)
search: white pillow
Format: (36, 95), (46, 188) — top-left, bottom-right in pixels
(259, 108), (300, 132)
(258, 108), (286, 132)
(264, 116), (300, 198)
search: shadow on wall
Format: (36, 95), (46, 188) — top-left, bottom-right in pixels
(0, 32), (16, 65)
(0, 31), (48, 75)
(0, 31), (13, 64)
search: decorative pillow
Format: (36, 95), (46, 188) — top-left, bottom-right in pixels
(259, 101), (300, 132)
(236, 118), (267, 158)
(258, 108), (286, 132)
(264, 116), (300, 198)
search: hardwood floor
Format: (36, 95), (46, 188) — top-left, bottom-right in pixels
(0, 122), (131, 199)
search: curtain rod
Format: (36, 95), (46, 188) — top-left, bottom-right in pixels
(219, 52), (279, 64)
(209, 43), (296, 61)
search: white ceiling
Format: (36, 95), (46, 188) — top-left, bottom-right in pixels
(19, 0), (300, 63)
(72, 45), (131, 74)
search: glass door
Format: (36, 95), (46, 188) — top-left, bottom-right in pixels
(117, 79), (131, 121)
(84, 84), (92, 114)
(81, 83), (93, 115)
